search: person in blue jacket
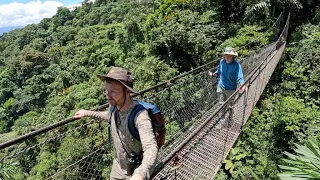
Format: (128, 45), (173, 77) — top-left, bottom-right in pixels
(208, 47), (247, 128)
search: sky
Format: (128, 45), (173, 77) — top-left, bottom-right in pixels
(0, 0), (89, 28)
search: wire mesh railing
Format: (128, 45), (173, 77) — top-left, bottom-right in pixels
(0, 13), (289, 180)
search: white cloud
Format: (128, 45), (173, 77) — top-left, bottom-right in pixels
(67, 3), (82, 11)
(0, 0), (63, 28)
(67, 0), (97, 10)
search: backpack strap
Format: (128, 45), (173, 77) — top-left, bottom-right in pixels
(137, 100), (160, 114)
(108, 106), (116, 145)
(128, 104), (146, 141)
(109, 106), (115, 113)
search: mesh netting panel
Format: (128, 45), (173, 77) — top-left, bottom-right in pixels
(0, 120), (110, 180)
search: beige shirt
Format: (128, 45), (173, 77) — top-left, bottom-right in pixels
(83, 102), (158, 179)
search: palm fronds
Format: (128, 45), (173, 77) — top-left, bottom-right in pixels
(278, 137), (320, 180)
(280, 0), (302, 10)
(0, 161), (19, 180)
(244, 1), (270, 21)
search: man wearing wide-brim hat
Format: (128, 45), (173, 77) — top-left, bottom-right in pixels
(208, 47), (247, 128)
(74, 67), (158, 180)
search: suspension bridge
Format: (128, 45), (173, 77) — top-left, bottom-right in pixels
(0, 13), (290, 180)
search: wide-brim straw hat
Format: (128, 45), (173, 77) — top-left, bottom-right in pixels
(97, 67), (139, 94)
(221, 47), (238, 56)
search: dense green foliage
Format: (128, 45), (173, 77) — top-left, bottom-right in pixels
(0, 0), (319, 179)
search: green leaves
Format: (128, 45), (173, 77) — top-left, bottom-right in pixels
(29, 151), (58, 179)
(244, 0), (302, 24)
(223, 160), (234, 174)
(149, 9), (225, 71)
(216, 25), (272, 57)
(0, 161), (20, 180)
(278, 137), (320, 179)
(51, 7), (73, 27)
(118, 56), (177, 90)
(244, 1), (270, 21)
(281, 24), (320, 106)
(222, 147), (247, 175)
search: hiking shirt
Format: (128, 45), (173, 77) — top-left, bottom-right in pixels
(215, 59), (245, 90)
(81, 102), (158, 179)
